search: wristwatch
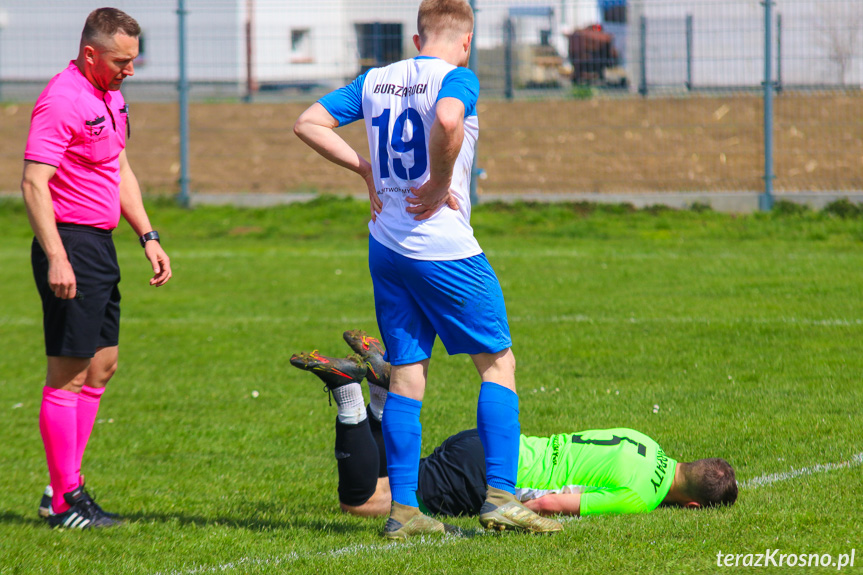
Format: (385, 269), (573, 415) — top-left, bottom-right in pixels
(139, 230), (160, 248)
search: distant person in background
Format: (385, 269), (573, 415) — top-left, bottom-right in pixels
(21, 7), (171, 530)
(290, 330), (738, 520)
(294, 0), (561, 539)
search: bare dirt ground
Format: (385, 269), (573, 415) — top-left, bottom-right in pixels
(2, 93), (861, 197)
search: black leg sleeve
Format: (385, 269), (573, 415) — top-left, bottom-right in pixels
(367, 405), (388, 478)
(335, 418), (381, 506)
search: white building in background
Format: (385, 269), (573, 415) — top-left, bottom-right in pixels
(0, 1), (247, 85)
(629, 0), (863, 90)
(0, 0), (858, 99)
(0, 0), (598, 95)
(244, 0), (602, 88)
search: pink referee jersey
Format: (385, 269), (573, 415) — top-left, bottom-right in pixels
(25, 61), (128, 230)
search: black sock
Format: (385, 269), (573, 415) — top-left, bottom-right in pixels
(367, 405), (388, 478)
(335, 417), (380, 506)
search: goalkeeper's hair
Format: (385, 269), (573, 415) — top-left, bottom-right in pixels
(682, 458), (738, 507)
(417, 0), (474, 43)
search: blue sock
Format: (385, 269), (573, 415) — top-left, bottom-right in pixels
(476, 381), (520, 494)
(381, 392), (422, 507)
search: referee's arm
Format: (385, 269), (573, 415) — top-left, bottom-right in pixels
(21, 160), (77, 300)
(118, 150), (172, 286)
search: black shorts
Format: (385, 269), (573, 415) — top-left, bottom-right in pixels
(417, 429), (488, 517)
(31, 223), (121, 358)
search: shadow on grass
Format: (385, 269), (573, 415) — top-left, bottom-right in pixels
(0, 508), (489, 538)
(0, 509), (361, 533)
(0, 512), (45, 527)
(119, 512), (490, 538)
(118, 511), (372, 533)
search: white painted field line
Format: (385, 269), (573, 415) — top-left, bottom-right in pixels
(5, 314), (863, 328)
(152, 535), (475, 575)
(509, 314), (863, 327)
(170, 248), (367, 259)
(740, 452), (863, 490)
(0, 315), (376, 327)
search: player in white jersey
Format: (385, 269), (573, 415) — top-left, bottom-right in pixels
(294, 0), (561, 539)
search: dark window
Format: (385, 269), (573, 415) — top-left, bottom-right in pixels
(600, 1), (627, 24)
(290, 28), (313, 63)
(356, 23), (403, 73)
(135, 32), (147, 67)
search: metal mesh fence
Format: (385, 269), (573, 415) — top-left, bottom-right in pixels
(0, 0), (861, 198)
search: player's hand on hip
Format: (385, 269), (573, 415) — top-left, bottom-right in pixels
(145, 242), (172, 286)
(48, 258), (77, 299)
(360, 162), (382, 222)
(406, 178), (459, 221)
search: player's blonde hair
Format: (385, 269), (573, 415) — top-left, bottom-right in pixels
(417, 0), (474, 43)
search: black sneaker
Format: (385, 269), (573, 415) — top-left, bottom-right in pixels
(38, 485), (52, 519)
(47, 486), (119, 530)
(79, 480), (121, 520)
(343, 330), (390, 389)
(289, 350), (367, 390)
(342, 330), (386, 357)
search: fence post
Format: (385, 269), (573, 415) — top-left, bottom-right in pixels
(0, 10), (7, 102)
(244, 0), (257, 103)
(504, 17), (514, 100)
(776, 12), (783, 94)
(685, 14), (693, 91)
(760, 0), (775, 211)
(469, 0), (479, 205)
(638, 15), (648, 97)
(177, 0), (190, 208)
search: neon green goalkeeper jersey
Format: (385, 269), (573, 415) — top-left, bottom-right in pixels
(515, 428), (677, 515)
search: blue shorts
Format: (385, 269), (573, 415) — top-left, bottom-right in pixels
(368, 235), (512, 365)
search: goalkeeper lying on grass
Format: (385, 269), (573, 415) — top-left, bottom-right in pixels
(290, 330), (737, 524)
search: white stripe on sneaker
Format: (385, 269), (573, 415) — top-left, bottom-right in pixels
(64, 513), (90, 529)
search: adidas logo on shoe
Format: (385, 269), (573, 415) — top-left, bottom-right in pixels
(47, 486), (119, 530)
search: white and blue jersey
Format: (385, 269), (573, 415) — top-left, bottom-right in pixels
(319, 56), (481, 261)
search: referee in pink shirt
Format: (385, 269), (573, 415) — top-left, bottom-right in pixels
(21, 8), (171, 530)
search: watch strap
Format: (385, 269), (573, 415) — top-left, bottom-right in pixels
(139, 230), (160, 247)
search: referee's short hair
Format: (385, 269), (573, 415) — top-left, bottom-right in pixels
(81, 7), (141, 48)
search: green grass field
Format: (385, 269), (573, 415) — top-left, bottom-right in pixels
(1, 197), (861, 574)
